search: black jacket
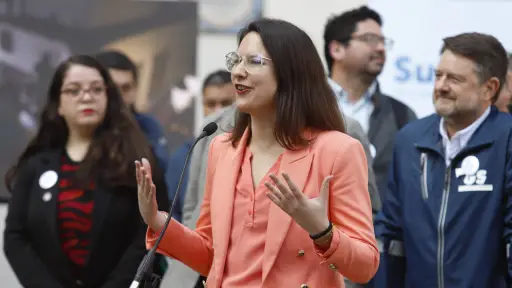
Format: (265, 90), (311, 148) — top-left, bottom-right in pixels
(3, 149), (169, 288)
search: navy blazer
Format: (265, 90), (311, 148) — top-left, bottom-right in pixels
(3, 149), (169, 288)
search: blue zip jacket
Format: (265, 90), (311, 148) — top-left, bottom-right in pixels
(133, 111), (170, 170)
(374, 107), (512, 288)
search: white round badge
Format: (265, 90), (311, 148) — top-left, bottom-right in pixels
(42, 192), (52, 202)
(460, 155), (479, 176)
(39, 170), (58, 190)
(369, 144), (377, 159)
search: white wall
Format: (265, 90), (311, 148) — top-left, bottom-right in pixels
(194, 0), (368, 133)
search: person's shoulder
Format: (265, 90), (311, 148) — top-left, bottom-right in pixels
(392, 113), (439, 145)
(170, 141), (193, 159)
(493, 110), (512, 128)
(211, 132), (233, 149)
(343, 116), (364, 135)
(134, 112), (164, 131)
(377, 90), (405, 104)
(378, 92), (416, 115)
(197, 130), (231, 160)
(202, 132), (233, 169)
(312, 130), (360, 155)
(15, 150), (57, 175)
(379, 92), (407, 106)
(343, 115), (359, 127)
(484, 109), (512, 143)
(206, 105), (234, 122)
(20, 154), (42, 170)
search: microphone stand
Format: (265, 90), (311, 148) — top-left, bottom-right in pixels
(130, 124), (217, 288)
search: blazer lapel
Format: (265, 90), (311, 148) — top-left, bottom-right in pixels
(262, 145), (313, 282)
(35, 150), (72, 276)
(212, 129), (248, 286)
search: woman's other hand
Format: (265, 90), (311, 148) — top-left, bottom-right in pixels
(265, 173), (332, 236)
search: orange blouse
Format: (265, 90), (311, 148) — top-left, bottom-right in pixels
(221, 148), (281, 286)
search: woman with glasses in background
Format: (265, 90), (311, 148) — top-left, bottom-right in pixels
(137, 18), (379, 288)
(4, 55), (169, 288)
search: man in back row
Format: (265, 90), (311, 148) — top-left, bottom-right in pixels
(324, 6), (417, 202)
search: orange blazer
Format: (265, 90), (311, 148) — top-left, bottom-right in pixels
(146, 129), (379, 288)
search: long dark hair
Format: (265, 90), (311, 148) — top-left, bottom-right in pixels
(5, 55), (153, 191)
(229, 18), (346, 149)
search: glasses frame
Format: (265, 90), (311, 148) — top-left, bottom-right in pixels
(225, 51), (272, 74)
(343, 33), (394, 50)
(60, 85), (107, 98)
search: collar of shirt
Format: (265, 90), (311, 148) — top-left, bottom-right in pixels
(439, 106), (491, 166)
(327, 78), (378, 103)
(328, 78), (377, 134)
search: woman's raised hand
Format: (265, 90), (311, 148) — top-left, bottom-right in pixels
(135, 158), (159, 228)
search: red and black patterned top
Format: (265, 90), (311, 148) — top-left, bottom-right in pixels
(57, 152), (95, 272)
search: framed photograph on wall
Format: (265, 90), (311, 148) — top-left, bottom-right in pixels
(200, 0), (263, 33)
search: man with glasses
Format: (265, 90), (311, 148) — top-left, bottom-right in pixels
(324, 6), (417, 204)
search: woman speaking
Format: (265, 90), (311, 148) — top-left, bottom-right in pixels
(137, 18), (379, 288)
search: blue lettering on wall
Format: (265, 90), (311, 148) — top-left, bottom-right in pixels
(394, 56), (436, 83)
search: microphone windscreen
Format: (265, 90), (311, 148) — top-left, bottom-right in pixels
(203, 122), (218, 136)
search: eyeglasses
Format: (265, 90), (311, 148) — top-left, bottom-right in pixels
(351, 33), (394, 50)
(61, 85), (106, 98)
(225, 52), (272, 74)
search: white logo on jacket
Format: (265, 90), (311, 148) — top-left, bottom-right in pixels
(455, 155), (493, 192)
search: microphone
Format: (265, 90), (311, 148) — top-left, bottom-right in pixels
(130, 122), (218, 288)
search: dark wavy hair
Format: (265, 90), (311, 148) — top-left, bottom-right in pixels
(230, 19), (346, 149)
(5, 55), (154, 191)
